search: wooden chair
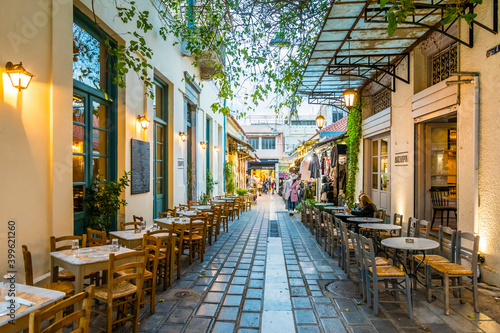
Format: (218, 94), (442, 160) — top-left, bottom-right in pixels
(133, 215), (144, 223)
(349, 231), (366, 301)
(374, 209), (387, 223)
(413, 226), (456, 300)
(340, 222), (355, 277)
(430, 187), (457, 228)
(140, 235), (161, 313)
(29, 285), (94, 333)
(120, 221), (141, 231)
(159, 209), (176, 218)
(22, 245), (75, 297)
(220, 203), (230, 232)
(183, 218), (207, 264)
(359, 235), (412, 317)
(427, 232), (479, 315)
(93, 251), (145, 332)
(201, 211), (215, 246)
(87, 228), (108, 246)
(189, 201), (200, 208)
(406, 217), (419, 237)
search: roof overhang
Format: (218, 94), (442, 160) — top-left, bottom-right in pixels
(227, 132), (256, 152)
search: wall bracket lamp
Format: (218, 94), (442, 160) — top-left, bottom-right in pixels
(5, 62), (34, 91)
(200, 141), (207, 149)
(179, 132), (187, 141)
(137, 115), (150, 130)
(214, 146), (220, 152)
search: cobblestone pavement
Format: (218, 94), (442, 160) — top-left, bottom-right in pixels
(110, 194), (500, 333)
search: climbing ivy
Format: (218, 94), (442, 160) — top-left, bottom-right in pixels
(345, 101), (363, 206)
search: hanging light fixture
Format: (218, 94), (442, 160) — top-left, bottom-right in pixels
(342, 88), (356, 109)
(343, 36), (357, 110)
(5, 62), (34, 91)
(315, 115), (325, 129)
(137, 115), (150, 130)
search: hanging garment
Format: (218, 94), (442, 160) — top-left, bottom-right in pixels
(300, 157), (311, 181)
(308, 153), (321, 179)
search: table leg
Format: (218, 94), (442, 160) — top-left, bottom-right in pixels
(50, 256), (56, 283)
(75, 266), (84, 294)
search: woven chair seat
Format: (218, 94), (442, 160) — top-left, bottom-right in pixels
(375, 257), (391, 266)
(57, 270), (75, 281)
(413, 254), (450, 264)
(380, 231), (400, 238)
(94, 281), (137, 300)
(117, 268), (153, 279)
(41, 281), (75, 296)
(429, 262), (473, 275)
(369, 265), (405, 277)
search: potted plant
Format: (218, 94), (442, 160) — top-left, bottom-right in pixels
(206, 170), (215, 196)
(236, 188), (249, 196)
(85, 171), (131, 232)
(199, 193), (210, 205)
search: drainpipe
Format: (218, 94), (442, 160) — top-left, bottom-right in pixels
(448, 72), (480, 233)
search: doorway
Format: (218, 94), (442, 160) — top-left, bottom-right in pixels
(153, 79), (168, 218)
(369, 136), (390, 214)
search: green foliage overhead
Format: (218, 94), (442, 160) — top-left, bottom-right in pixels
(85, 171), (131, 232)
(381, 0), (483, 37)
(345, 102), (363, 206)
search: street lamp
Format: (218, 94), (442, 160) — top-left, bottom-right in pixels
(343, 88), (356, 110)
(5, 62), (34, 91)
(315, 115), (325, 130)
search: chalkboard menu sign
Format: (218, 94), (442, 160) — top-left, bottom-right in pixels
(131, 139), (150, 194)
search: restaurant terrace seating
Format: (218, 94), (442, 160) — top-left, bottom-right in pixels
(120, 221), (141, 231)
(87, 228), (109, 246)
(28, 285), (94, 333)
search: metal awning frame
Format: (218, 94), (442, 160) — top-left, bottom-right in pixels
(365, 1), (498, 49)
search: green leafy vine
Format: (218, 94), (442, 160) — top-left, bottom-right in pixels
(345, 101), (363, 206)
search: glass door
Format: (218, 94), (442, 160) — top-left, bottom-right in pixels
(153, 80), (168, 218)
(370, 137), (390, 213)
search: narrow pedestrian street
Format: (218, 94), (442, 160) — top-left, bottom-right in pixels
(127, 195), (500, 333)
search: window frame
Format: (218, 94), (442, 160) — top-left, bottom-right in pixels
(248, 137), (260, 150)
(261, 137), (276, 150)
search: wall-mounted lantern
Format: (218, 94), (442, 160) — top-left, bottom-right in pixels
(5, 62), (34, 91)
(137, 115), (150, 130)
(179, 132), (187, 141)
(200, 141), (207, 149)
(214, 146), (220, 152)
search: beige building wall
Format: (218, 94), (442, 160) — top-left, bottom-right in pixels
(0, 0), (224, 282)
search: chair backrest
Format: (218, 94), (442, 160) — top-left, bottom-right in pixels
(133, 215), (144, 223)
(359, 234), (377, 275)
(340, 222), (350, 252)
(417, 220), (431, 239)
(120, 221), (141, 231)
(29, 285), (95, 333)
(430, 187), (449, 207)
(393, 213), (403, 236)
(187, 218), (207, 241)
(22, 245), (34, 286)
(334, 217), (342, 240)
(106, 251), (145, 303)
(407, 217), (419, 237)
(142, 235), (161, 283)
(87, 228), (107, 246)
(456, 231), (479, 276)
(50, 235), (87, 252)
(159, 209), (176, 218)
(437, 226), (456, 261)
(375, 209), (386, 222)
(349, 231), (363, 271)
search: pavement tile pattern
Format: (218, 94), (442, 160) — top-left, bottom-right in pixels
(107, 195), (498, 333)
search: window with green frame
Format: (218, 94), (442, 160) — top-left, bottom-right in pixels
(72, 8), (117, 234)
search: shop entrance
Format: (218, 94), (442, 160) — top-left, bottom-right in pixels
(415, 114), (457, 228)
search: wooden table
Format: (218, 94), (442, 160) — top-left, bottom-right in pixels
(0, 284), (65, 333)
(178, 210), (196, 217)
(110, 229), (148, 248)
(359, 223), (403, 255)
(50, 245), (140, 294)
(324, 206), (345, 211)
(194, 205), (212, 210)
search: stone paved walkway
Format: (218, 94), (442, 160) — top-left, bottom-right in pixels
(112, 194), (500, 333)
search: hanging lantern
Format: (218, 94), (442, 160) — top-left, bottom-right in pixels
(343, 88), (356, 109)
(5, 62), (34, 91)
(315, 115), (325, 130)
(137, 115), (150, 130)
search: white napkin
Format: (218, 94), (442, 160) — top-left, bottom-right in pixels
(6, 296), (35, 307)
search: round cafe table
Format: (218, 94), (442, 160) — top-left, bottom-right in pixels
(381, 237), (439, 293)
(347, 217), (383, 232)
(314, 203), (330, 206)
(358, 223), (402, 255)
(324, 206), (345, 211)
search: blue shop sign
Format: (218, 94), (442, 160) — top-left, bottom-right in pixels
(486, 45), (500, 58)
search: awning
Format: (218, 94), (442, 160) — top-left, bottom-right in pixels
(227, 132), (256, 152)
(297, 1), (496, 105)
